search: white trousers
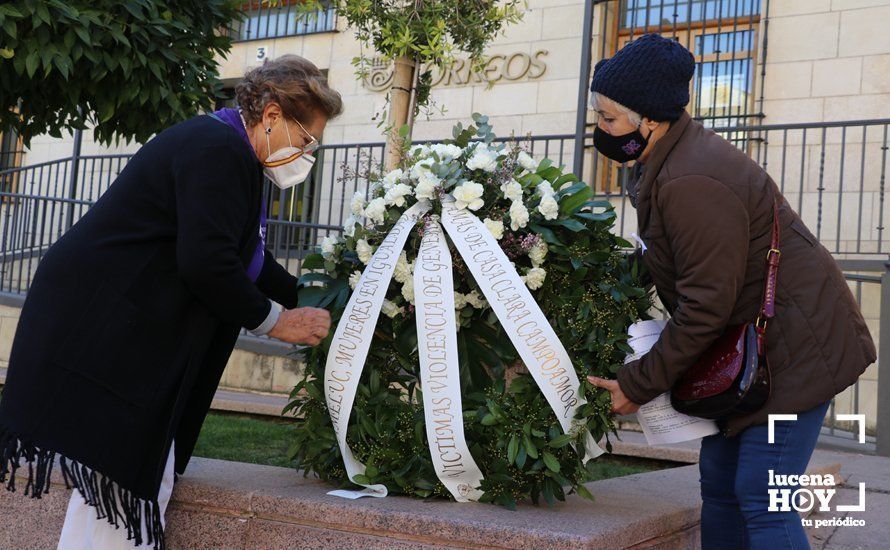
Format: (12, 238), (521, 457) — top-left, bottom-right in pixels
(57, 441), (176, 550)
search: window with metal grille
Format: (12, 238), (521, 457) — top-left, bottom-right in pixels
(231, 1), (337, 43)
(614, 0), (763, 128)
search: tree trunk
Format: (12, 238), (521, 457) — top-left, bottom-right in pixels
(384, 55), (416, 171)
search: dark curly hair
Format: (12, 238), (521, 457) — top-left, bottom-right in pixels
(235, 55), (343, 127)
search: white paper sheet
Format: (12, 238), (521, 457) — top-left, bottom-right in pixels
(625, 320), (720, 445)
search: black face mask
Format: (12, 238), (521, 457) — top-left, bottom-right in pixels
(593, 124), (649, 163)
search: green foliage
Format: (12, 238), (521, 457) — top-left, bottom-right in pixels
(0, 0), (241, 146)
(292, 0), (524, 112)
(285, 115), (654, 507)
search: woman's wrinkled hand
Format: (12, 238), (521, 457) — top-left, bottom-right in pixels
(268, 307), (331, 346)
(587, 375), (641, 415)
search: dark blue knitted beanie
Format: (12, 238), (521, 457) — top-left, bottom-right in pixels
(590, 33), (696, 122)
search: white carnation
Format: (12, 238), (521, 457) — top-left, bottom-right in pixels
(465, 290), (488, 309)
(343, 215), (359, 237)
(409, 144), (430, 157)
(524, 267), (546, 290)
(348, 270), (362, 289)
(321, 235), (340, 260)
(453, 181), (485, 211)
(466, 144), (499, 172)
(483, 217), (504, 240)
(410, 157), (435, 180)
(500, 179), (523, 202)
(414, 179), (438, 200)
(356, 239), (373, 264)
(382, 299), (404, 319)
(431, 143), (463, 161)
(364, 197), (387, 225)
(528, 240), (548, 267)
(538, 194), (559, 220)
(393, 251), (411, 284)
(509, 200), (529, 231)
(382, 168), (404, 191)
(517, 151), (538, 172)
(401, 277), (415, 304)
(453, 291), (468, 310)
(536, 181), (555, 197)
(384, 182), (413, 207)
(350, 190), (366, 216)
(410, 159), (442, 200)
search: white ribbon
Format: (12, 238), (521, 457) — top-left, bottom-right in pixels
(324, 198), (605, 501)
(414, 218), (485, 501)
(324, 200), (430, 497)
(440, 199), (605, 461)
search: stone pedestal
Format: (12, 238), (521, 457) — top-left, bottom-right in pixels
(1, 457), (702, 549)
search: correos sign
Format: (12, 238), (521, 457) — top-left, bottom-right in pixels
(364, 50), (549, 91)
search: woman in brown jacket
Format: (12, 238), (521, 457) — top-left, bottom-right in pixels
(586, 35), (875, 549)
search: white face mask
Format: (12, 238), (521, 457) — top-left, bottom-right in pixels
(256, 114), (318, 190)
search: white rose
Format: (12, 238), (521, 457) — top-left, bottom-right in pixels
(356, 239), (373, 264)
(364, 197), (387, 225)
(453, 291), (468, 310)
(453, 181), (485, 211)
(401, 278), (415, 304)
(393, 251), (411, 284)
(509, 200), (529, 231)
(466, 144), (499, 172)
(348, 270), (362, 289)
(320, 235), (339, 260)
(384, 182), (413, 207)
(465, 290), (488, 309)
(382, 299), (404, 319)
(538, 194), (559, 220)
(536, 181), (555, 197)
(483, 217), (504, 240)
(524, 267), (546, 290)
(500, 179), (523, 202)
(517, 151), (538, 172)
(528, 240), (548, 267)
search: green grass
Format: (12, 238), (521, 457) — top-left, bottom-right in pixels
(192, 412), (298, 468)
(193, 412), (681, 479)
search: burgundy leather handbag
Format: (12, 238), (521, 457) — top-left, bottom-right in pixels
(670, 201), (779, 420)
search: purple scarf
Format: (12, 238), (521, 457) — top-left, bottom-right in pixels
(211, 108), (267, 283)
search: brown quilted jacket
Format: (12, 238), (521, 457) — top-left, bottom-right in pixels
(616, 112), (876, 437)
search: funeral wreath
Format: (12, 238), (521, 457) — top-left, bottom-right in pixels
(286, 114), (651, 508)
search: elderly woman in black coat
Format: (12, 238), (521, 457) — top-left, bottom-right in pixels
(0, 55), (338, 548)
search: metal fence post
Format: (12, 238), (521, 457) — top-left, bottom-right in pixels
(877, 259), (890, 456)
(572, 0), (595, 179)
(64, 125), (83, 230)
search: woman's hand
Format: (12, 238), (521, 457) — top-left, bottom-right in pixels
(587, 375), (641, 415)
(268, 307), (331, 346)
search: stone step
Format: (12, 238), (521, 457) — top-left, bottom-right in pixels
(0, 455), (704, 549)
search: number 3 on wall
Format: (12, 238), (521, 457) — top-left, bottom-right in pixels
(256, 47), (267, 62)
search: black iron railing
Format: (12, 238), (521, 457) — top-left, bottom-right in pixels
(1, 122), (888, 455)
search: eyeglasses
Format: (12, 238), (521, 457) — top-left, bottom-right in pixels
(293, 119), (320, 154)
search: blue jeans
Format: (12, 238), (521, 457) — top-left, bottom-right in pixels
(699, 400), (830, 549)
